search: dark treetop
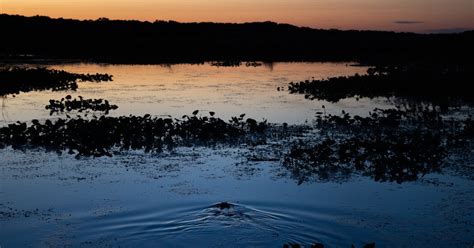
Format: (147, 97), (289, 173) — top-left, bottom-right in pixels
(1, 14), (472, 64)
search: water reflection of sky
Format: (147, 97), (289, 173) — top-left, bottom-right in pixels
(1, 147), (473, 247)
(0, 62), (390, 125)
(1, 62), (473, 247)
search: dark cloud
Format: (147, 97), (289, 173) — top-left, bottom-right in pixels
(394, 21), (424, 25)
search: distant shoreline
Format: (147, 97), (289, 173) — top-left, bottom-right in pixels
(0, 56), (361, 66)
(1, 14), (472, 65)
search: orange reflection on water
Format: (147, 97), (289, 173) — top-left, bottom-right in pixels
(1, 62), (390, 125)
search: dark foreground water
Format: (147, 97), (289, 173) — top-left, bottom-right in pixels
(1, 147), (473, 247)
(1, 63), (473, 247)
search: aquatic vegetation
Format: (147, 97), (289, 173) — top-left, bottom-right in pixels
(315, 106), (446, 129)
(285, 131), (445, 184)
(210, 61), (263, 67)
(0, 67), (113, 96)
(288, 65), (473, 103)
(45, 95), (118, 115)
(0, 112), (268, 158)
(1, 14), (473, 248)
(245, 61), (263, 67)
(283, 107), (472, 184)
(210, 61), (243, 67)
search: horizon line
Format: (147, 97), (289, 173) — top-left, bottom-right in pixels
(2, 13), (473, 35)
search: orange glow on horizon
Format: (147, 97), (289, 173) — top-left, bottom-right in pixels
(1, 0), (473, 32)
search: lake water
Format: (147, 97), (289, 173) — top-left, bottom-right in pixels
(0, 62), (383, 125)
(1, 62), (473, 247)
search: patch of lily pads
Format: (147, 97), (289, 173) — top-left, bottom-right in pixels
(45, 95), (118, 115)
(0, 67), (112, 96)
(287, 64), (472, 103)
(282, 106), (472, 184)
(210, 61), (263, 67)
(0, 111), (268, 158)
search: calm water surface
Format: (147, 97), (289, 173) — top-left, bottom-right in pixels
(1, 63), (473, 247)
(1, 62), (379, 124)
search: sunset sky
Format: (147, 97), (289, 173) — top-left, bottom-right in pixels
(1, 0), (473, 32)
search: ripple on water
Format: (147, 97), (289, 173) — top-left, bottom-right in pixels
(76, 201), (356, 247)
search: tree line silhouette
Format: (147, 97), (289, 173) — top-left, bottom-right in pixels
(1, 14), (472, 64)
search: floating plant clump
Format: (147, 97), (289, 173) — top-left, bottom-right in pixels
(283, 107), (472, 184)
(0, 67), (113, 96)
(210, 61), (243, 67)
(282, 63), (474, 183)
(210, 61), (263, 67)
(45, 95), (118, 115)
(314, 106), (447, 129)
(284, 131), (446, 184)
(288, 64), (473, 103)
(0, 111), (268, 158)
